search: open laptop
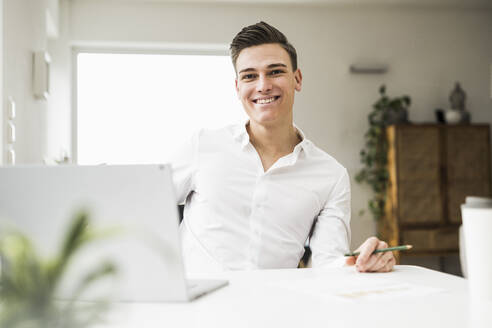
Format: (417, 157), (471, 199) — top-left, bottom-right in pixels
(0, 164), (228, 302)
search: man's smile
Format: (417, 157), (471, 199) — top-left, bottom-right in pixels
(253, 96), (281, 105)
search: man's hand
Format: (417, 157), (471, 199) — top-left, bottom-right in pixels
(345, 237), (395, 273)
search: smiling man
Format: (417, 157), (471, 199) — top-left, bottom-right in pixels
(172, 22), (395, 274)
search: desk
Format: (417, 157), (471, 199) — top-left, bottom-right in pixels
(97, 265), (491, 328)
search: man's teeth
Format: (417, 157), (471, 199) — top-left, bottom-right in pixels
(256, 97), (276, 104)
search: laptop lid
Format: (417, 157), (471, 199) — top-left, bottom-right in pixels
(0, 164), (190, 302)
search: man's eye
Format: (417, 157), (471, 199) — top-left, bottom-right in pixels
(269, 69), (284, 75)
(241, 74), (256, 80)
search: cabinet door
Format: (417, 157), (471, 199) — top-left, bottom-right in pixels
(401, 227), (458, 252)
(396, 126), (442, 226)
(446, 126), (491, 224)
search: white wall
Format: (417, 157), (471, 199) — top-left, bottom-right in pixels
(47, 0), (71, 162)
(0, 0), (3, 165)
(2, 0), (70, 164)
(3, 0), (50, 164)
(65, 0), (492, 249)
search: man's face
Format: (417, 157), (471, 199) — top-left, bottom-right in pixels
(235, 43), (302, 127)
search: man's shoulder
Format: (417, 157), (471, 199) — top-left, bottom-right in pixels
(303, 139), (347, 174)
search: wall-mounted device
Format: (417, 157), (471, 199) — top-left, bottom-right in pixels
(33, 51), (51, 100)
(7, 148), (15, 165)
(7, 122), (15, 144)
(8, 97), (16, 119)
(6, 97), (17, 164)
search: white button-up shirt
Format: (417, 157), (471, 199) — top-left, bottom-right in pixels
(171, 122), (351, 273)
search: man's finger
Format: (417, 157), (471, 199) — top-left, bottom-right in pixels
(357, 251), (383, 272)
(356, 238), (386, 271)
(368, 251), (394, 272)
(355, 237), (380, 267)
(381, 257), (396, 272)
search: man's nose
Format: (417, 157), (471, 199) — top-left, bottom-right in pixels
(256, 74), (272, 93)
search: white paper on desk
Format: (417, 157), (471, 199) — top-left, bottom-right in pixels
(268, 279), (445, 302)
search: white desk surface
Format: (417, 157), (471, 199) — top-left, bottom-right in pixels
(96, 265), (491, 328)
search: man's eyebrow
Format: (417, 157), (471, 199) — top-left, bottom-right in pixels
(267, 63), (288, 69)
(238, 68), (256, 75)
(238, 63), (288, 75)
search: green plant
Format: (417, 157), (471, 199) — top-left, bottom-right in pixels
(0, 212), (117, 328)
(355, 85), (411, 220)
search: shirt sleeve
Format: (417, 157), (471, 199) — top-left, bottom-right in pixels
(309, 168), (351, 268)
(170, 132), (199, 204)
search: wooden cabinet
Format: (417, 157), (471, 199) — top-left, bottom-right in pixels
(379, 124), (491, 259)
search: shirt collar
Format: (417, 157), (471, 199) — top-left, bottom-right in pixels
(231, 119), (251, 148)
(294, 124), (310, 154)
(232, 120), (312, 155)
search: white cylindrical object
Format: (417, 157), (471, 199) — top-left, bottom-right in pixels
(465, 196), (492, 207)
(445, 109), (462, 124)
(461, 206), (492, 302)
(459, 225), (467, 278)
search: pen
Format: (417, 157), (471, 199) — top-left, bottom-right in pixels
(344, 245), (413, 257)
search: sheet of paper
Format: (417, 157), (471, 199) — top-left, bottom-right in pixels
(268, 278), (445, 302)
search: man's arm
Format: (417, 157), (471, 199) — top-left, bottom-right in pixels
(309, 169), (395, 272)
(309, 169), (351, 268)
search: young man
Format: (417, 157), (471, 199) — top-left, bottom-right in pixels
(172, 22), (395, 274)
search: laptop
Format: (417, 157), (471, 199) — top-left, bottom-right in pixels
(0, 164), (228, 302)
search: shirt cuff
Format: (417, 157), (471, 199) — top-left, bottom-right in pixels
(314, 255), (347, 269)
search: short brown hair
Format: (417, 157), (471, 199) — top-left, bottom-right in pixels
(230, 21), (298, 72)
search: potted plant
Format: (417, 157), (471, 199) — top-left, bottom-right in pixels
(355, 85), (411, 220)
(0, 212), (117, 328)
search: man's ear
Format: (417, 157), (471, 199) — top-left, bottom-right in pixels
(294, 69), (302, 92)
(235, 78), (240, 98)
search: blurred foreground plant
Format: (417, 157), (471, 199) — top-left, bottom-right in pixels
(0, 212), (117, 328)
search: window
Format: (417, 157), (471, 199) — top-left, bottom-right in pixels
(76, 52), (246, 165)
